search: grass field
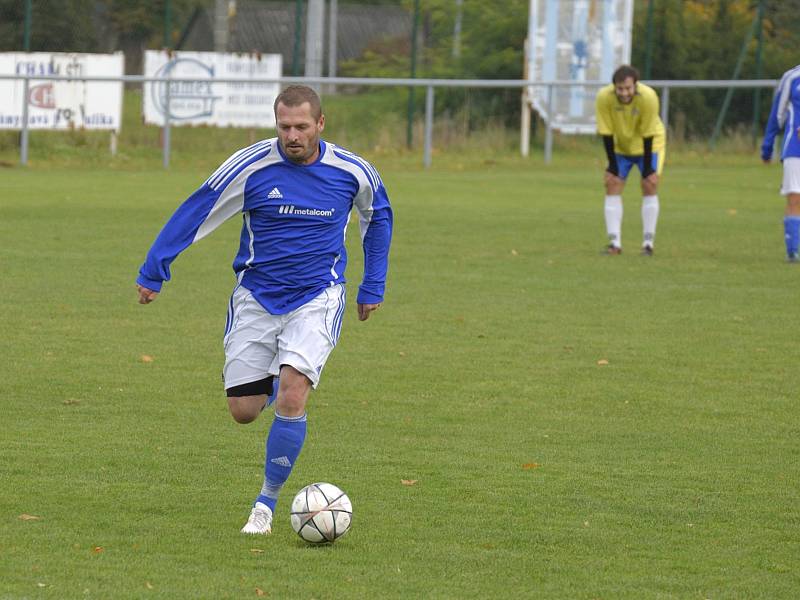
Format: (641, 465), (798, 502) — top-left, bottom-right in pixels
(1, 149), (799, 598)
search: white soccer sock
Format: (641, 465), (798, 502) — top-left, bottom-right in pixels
(642, 195), (659, 247)
(604, 195), (623, 247)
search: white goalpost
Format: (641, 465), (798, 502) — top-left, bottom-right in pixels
(522, 0), (634, 158)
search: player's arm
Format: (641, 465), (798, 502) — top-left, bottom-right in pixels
(602, 135), (619, 176)
(136, 178), (249, 299)
(642, 136), (655, 178)
(761, 84), (783, 163)
(135, 143), (270, 301)
(136, 184), (225, 296)
(596, 91), (619, 176)
(637, 91), (660, 180)
(353, 182), (393, 321)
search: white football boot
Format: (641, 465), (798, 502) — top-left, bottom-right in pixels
(241, 502), (273, 535)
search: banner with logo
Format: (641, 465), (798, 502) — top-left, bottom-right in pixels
(0, 52), (124, 131)
(143, 51), (282, 128)
(526, 0), (634, 134)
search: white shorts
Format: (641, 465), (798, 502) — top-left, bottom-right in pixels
(782, 157), (800, 195)
(222, 284), (346, 390)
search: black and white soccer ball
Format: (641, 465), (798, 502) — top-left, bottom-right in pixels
(290, 482), (353, 543)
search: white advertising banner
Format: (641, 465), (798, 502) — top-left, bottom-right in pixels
(143, 51), (282, 128)
(527, 0), (634, 134)
(0, 52), (124, 131)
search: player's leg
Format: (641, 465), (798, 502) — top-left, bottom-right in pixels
(639, 150), (664, 255)
(247, 366), (311, 529)
(243, 367), (310, 534)
(781, 158), (800, 261)
(245, 284), (346, 534)
(783, 194), (800, 261)
(604, 155), (631, 254)
(221, 286), (284, 534)
(223, 285), (280, 424)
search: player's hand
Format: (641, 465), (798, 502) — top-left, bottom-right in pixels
(357, 303), (381, 321)
(137, 284), (159, 304)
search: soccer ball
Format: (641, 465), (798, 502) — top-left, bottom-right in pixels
(290, 482), (353, 543)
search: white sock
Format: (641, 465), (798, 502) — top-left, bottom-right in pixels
(604, 195), (623, 247)
(642, 195), (659, 247)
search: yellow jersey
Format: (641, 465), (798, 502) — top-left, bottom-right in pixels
(595, 82), (665, 156)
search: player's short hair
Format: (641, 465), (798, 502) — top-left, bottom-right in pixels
(612, 65), (640, 84)
(274, 85), (323, 120)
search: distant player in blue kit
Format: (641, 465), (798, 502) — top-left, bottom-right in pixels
(135, 85), (393, 534)
(762, 64), (800, 262)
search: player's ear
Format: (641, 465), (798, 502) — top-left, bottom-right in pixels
(318, 114), (325, 131)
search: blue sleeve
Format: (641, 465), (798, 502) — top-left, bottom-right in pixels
(136, 184), (222, 291)
(762, 89), (782, 161)
(357, 185), (393, 305)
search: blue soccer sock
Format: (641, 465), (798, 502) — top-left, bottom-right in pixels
(255, 411), (307, 513)
(784, 216), (800, 257)
(266, 376), (279, 408)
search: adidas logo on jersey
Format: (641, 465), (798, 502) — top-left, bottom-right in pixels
(278, 205), (335, 217)
(267, 187), (283, 199)
(270, 456), (292, 467)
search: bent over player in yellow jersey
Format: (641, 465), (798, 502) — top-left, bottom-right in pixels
(595, 65), (666, 255)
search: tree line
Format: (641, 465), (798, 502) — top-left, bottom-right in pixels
(341, 0), (800, 137)
(2, 0), (798, 137)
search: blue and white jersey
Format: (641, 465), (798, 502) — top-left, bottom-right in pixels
(137, 139), (393, 315)
(762, 64), (800, 161)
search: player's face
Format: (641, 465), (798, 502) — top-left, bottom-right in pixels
(614, 77), (636, 104)
(276, 102), (325, 164)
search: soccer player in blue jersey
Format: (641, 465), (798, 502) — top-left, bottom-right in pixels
(762, 64), (800, 262)
(135, 85), (393, 534)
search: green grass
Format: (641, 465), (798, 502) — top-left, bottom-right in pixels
(1, 150), (799, 598)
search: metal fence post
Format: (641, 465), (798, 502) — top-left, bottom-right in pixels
(20, 76), (30, 166)
(660, 86), (670, 131)
(163, 75), (171, 169)
(423, 85), (434, 168)
(327, 0), (338, 94)
(520, 85), (530, 158)
(544, 83), (553, 165)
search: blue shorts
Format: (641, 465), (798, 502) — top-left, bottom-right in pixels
(616, 152), (660, 180)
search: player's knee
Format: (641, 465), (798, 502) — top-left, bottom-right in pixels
(227, 395), (266, 424)
(641, 176), (659, 196)
(274, 368), (312, 416)
(225, 377), (273, 422)
(275, 386), (307, 416)
(606, 180), (624, 195)
(276, 399), (304, 417)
